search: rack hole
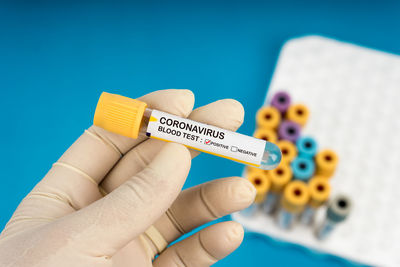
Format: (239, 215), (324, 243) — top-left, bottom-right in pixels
(325, 155), (332, 161)
(288, 127), (296, 135)
(317, 184), (325, 191)
(279, 96), (286, 103)
(305, 142), (312, 148)
(277, 169), (284, 175)
(282, 148), (288, 155)
(265, 113), (272, 120)
(299, 163), (306, 170)
(254, 178), (262, 186)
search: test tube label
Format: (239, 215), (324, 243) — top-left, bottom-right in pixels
(146, 110), (266, 167)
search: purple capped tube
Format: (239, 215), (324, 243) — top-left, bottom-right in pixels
(278, 120), (301, 143)
(271, 91), (291, 114)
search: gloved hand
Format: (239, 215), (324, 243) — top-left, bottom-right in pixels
(0, 89), (256, 267)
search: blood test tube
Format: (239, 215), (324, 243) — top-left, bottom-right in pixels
(315, 149), (339, 178)
(254, 128), (278, 144)
(286, 104), (309, 127)
(277, 140), (297, 164)
(316, 194), (352, 240)
(256, 106), (281, 129)
(291, 156), (315, 181)
(278, 120), (301, 143)
(300, 177), (331, 225)
(296, 136), (318, 159)
(277, 180), (309, 230)
(263, 163), (293, 214)
(240, 171), (270, 217)
(270, 91), (291, 114)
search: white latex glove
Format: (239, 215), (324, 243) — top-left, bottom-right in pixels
(0, 89), (256, 267)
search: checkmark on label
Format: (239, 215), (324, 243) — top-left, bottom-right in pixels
(205, 139), (211, 145)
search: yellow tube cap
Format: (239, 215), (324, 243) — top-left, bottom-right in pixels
(254, 128), (278, 143)
(256, 106), (281, 129)
(286, 104), (309, 127)
(308, 177), (331, 208)
(94, 92), (148, 139)
(315, 149), (339, 178)
(247, 171), (270, 204)
(282, 180), (309, 213)
(246, 166), (264, 174)
(276, 140), (297, 163)
(269, 163), (292, 192)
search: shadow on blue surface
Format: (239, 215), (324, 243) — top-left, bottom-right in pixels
(236, 229), (367, 267)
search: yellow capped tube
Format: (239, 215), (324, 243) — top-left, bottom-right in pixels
(254, 128), (278, 144)
(269, 163), (293, 193)
(240, 172), (270, 217)
(300, 177), (331, 225)
(248, 171), (270, 204)
(94, 92), (282, 170)
(281, 181), (309, 213)
(315, 149), (339, 178)
(262, 163), (292, 214)
(277, 180), (309, 229)
(94, 92), (148, 139)
(308, 177), (331, 208)
(286, 104), (309, 127)
(277, 140), (297, 163)
(256, 106), (281, 129)
(246, 166), (264, 175)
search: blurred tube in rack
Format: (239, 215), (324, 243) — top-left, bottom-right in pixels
(315, 149), (339, 178)
(270, 91), (292, 114)
(278, 120), (301, 143)
(291, 157), (315, 181)
(296, 136), (318, 158)
(277, 180), (309, 230)
(254, 128), (278, 144)
(286, 104), (309, 127)
(277, 140), (297, 164)
(316, 194), (352, 240)
(256, 106), (281, 129)
(262, 163), (293, 214)
(240, 171), (270, 217)
(300, 177), (331, 225)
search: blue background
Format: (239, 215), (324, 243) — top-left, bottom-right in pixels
(1, 0), (399, 266)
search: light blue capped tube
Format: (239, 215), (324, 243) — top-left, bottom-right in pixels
(291, 157), (315, 181)
(296, 136), (318, 158)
